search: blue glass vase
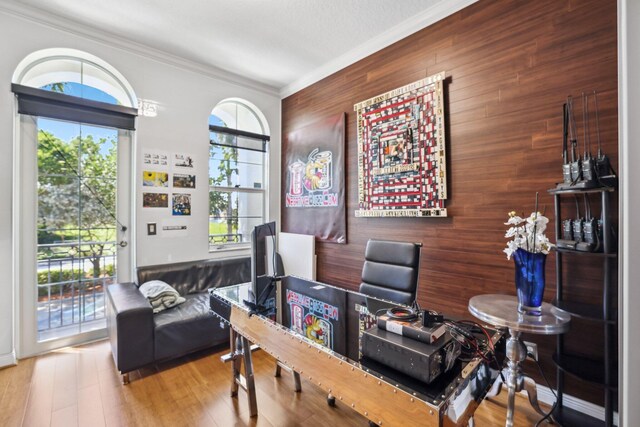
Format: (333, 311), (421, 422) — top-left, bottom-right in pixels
(513, 248), (546, 316)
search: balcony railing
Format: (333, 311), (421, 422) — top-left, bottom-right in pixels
(37, 240), (116, 339)
(208, 233), (243, 245)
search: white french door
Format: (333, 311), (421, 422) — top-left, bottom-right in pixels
(17, 115), (133, 357)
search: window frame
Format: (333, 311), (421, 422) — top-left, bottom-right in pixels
(14, 53), (137, 108)
(208, 105), (270, 252)
(12, 48), (137, 357)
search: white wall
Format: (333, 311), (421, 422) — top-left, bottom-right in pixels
(0, 10), (281, 362)
(620, 1), (640, 425)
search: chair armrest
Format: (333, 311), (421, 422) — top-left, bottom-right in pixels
(106, 282), (155, 374)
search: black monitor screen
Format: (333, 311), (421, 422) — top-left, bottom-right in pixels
(250, 221), (277, 308)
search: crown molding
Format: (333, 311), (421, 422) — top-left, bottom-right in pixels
(280, 0), (479, 98)
(0, 1), (280, 97)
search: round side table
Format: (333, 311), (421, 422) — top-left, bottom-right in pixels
(468, 294), (570, 427)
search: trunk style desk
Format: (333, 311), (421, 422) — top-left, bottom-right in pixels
(210, 276), (503, 427)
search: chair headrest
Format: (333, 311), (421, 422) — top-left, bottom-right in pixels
(365, 239), (421, 267)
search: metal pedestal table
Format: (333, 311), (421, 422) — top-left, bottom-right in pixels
(468, 294), (570, 427)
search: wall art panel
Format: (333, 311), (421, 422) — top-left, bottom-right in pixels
(355, 72), (447, 217)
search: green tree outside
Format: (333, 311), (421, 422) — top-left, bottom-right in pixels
(38, 129), (117, 280)
(209, 131), (239, 243)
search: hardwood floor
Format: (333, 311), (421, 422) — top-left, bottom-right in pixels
(0, 340), (550, 426)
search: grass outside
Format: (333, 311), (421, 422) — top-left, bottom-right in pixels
(38, 226), (116, 243)
(208, 221), (237, 235)
(38, 226), (117, 261)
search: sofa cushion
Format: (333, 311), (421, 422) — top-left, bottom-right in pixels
(153, 293), (228, 360)
(154, 293), (209, 328)
(139, 280), (186, 313)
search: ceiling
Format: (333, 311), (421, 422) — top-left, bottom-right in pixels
(3, 0), (475, 96)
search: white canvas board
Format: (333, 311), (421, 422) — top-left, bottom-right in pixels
(279, 232), (316, 280)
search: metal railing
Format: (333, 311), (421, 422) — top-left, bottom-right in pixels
(208, 233), (243, 245)
(37, 240), (116, 338)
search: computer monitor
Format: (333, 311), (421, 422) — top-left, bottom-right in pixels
(249, 221), (277, 312)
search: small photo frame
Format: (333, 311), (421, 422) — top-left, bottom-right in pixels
(172, 193), (191, 216)
(173, 173), (196, 189)
(143, 192), (169, 208)
(142, 170), (169, 187)
(173, 153), (194, 168)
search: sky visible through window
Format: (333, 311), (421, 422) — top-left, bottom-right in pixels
(38, 82), (118, 150)
(41, 82), (118, 104)
(39, 119), (116, 158)
(209, 114), (224, 127)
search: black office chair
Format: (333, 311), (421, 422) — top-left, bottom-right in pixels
(326, 239), (423, 410)
(359, 239), (422, 306)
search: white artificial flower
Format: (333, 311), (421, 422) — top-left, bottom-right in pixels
(526, 214), (549, 234)
(504, 211), (553, 259)
(505, 216), (524, 225)
(504, 240), (519, 260)
(505, 227), (519, 238)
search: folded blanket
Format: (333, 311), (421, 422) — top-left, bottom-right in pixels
(139, 280), (186, 314)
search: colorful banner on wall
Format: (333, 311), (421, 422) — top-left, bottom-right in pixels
(354, 72), (448, 217)
(283, 113), (346, 243)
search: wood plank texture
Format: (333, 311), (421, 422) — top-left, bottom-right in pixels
(0, 340), (548, 426)
(229, 305), (443, 427)
(281, 0), (618, 407)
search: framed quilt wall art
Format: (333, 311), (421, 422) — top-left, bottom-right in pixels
(354, 71), (448, 217)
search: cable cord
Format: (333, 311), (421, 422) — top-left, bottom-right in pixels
(385, 306), (419, 321)
(530, 353), (562, 427)
(443, 319), (499, 368)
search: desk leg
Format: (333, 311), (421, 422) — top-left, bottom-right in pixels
(229, 329), (241, 397)
(505, 329), (526, 427)
(241, 335), (258, 417)
(221, 329), (259, 417)
(275, 361), (302, 392)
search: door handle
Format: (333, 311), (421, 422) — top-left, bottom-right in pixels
(118, 240), (128, 248)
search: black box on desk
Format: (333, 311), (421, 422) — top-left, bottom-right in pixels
(361, 326), (459, 385)
(376, 314), (446, 344)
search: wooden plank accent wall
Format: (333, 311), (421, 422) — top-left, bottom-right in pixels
(281, 0), (618, 406)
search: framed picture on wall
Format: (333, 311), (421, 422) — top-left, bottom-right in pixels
(172, 193), (191, 216)
(354, 71), (448, 217)
(173, 173), (196, 189)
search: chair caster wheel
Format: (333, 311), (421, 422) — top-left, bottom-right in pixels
(327, 395), (336, 407)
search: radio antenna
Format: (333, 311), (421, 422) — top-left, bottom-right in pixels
(583, 92), (591, 158)
(593, 90), (603, 159)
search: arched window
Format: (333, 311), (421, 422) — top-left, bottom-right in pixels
(13, 48), (136, 107)
(208, 99), (270, 250)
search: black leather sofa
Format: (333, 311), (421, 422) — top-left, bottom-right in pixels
(106, 257), (250, 383)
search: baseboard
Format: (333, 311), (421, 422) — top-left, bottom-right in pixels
(523, 383), (619, 426)
(0, 350), (17, 368)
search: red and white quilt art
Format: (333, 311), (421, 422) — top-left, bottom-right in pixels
(354, 72), (448, 217)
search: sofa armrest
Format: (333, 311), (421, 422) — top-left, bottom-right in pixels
(106, 282), (154, 374)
